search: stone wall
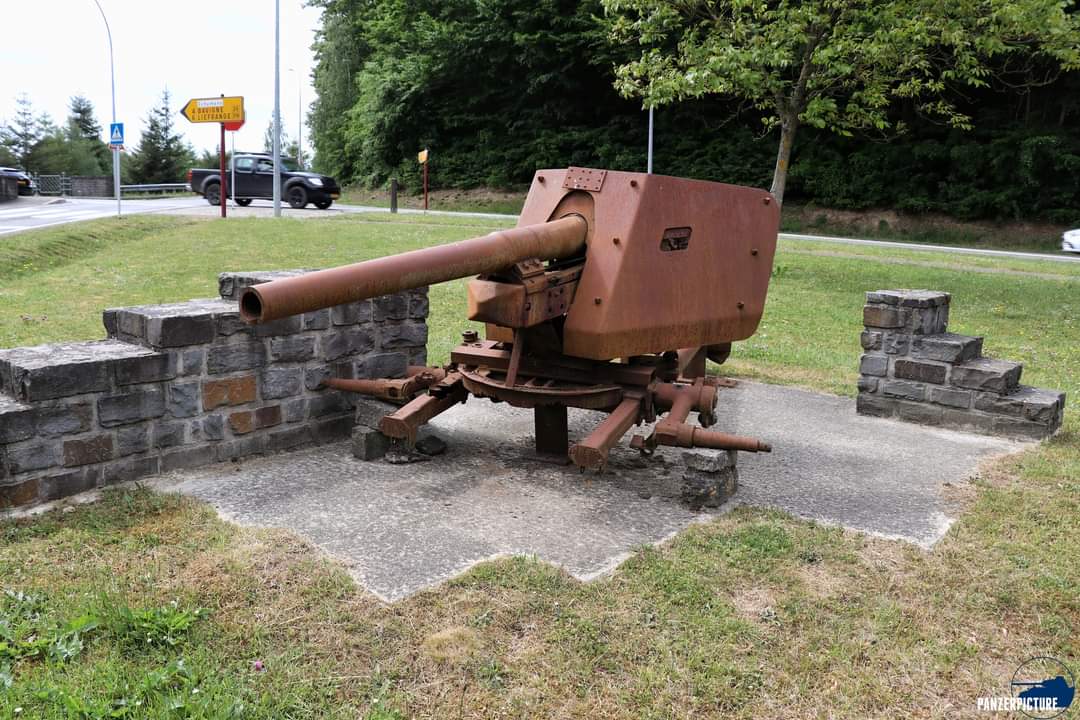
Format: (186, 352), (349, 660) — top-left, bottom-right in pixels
(0, 174), (17, 201)
(69, 176), (112, 198)
(856, 289), (1065, 439)
(0, 270), (429, 509)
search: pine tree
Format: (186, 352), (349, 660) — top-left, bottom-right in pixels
(128, 89), (195, 183)
(68, 95), (102, 141)
(1, 94), (43, 169)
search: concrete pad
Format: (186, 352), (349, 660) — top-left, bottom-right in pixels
(156, 381), (1021, 601)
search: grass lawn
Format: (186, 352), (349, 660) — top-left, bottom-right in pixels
(0, 215), (1077, 718)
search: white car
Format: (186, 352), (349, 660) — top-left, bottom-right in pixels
(1064, 228), (1080, 254)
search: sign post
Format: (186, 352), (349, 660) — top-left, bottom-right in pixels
(418, 148), (429, 211)
(109, 122), (123, 212)
(223, 116), (245, 210)
(180, 96), (244, 219)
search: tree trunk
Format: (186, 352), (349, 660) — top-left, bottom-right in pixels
(770, 117), (798, 206)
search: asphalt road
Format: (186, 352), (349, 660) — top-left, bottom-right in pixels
(1, 194), (1077, 264)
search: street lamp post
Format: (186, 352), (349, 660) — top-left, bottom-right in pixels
(92, 0), (120, 217)
(273, 0), (282, 216)
(288, 68), (302, 169)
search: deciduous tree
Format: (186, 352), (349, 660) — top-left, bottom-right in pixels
(604, 0), (1080, 204)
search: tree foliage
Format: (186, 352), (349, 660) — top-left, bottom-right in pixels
(604, 0), (1080, 203)
(307, 0), (1080, 221)
(126, 90), (196, 184)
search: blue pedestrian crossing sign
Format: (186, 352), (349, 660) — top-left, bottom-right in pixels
(109, 123), (124, 147)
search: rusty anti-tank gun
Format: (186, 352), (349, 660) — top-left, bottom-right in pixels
(239, 167), (779, 470)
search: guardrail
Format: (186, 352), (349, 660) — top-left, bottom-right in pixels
(121, 183), (190, 194)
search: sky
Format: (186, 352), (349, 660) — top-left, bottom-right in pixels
(0, 0), (322, 158)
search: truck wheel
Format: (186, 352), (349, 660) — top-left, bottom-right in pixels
(314, 199), (332, 210)
(287, 186), (308, 209)
(236, 198), (252, 207)
(204, 183), (221, 206)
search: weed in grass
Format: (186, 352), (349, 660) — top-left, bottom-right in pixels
(103, 598), (207, 649)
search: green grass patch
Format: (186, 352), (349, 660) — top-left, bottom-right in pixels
(0, 213), (1077, 717)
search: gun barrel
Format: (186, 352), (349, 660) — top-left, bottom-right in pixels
(239, 214), (588, 323)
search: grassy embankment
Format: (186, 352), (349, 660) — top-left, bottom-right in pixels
(0, 214), (1076, 719)
(341, 185), (1072, 253)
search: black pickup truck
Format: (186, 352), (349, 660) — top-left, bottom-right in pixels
(187, 153), (341, 209)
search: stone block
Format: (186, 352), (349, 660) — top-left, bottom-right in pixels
(303, 309), (331, 330)
(115, 426), (149, 456)
(860, 331), (882, 351)
(63, 434), (114, 467)
(215, 313), (251, 338)
(206, 341), (267, 375)
(682, 450), (736, 474)
(324, 329), (376, 361)
(951, 358), (1022, 393)
(160, 445), (215, 473)
(408, 287), (429, 319)
(407, 348), (428, 367)
(114, 301), (222, 348)
(0, 340), (151, 402)
(266, 425), (313, 452)
(856, 393), (897, 418)
(195, 415), (225, 441)
(882, 332), (910, 355)
(283, 398), (307, 423)
(881, 380), (927, 402)
(354, 397), (396, 429)
(39, 468), (98, 501)
(332, 301), (373, 326)
(98, 389), (166, 427)
(356, 352), (408, 379)
(863, 304), (906, 329)
(202, 375), (257, 409)
(352, 425), (390, 460)
(218, 270), (311, 300)
(305, 367), (329, 391)
(373, 294), (408, 321)
(380, 322), (428, 350)
(168, 382), (201, 418)
(859, 354), (888, 377)
(905, 305), (949, 335)
(941, 409), (996, 434)
(681, 466), (738, 509)
(228, 405), (281, 435)
(180, 350), (205, 376)
(897, 401), (943, 425)
(261, 368), (302, 400)
(313, 416), (353, 443)
(114, 352), (176, 385)
(866, 289), (950, 308)
(0, 478), (40, 507)
(102, 456), (160, 486)
(269, 335), (316, 363)
(910, 333), (983, 363)
(929, 387), (973, 409)
(153, 422), (186, 448)
(973, 391), (1025, 417)
(894, 359), (947, 385)
(253, 315), (303, 337)
(7, 441), (61, 474)
(36, 403), (94, 437)
(0, 397), (36, 443)
(309, 392), (353, 418)
(992, 417), (1058, 441)
(215, 435), (268, 462)
(857, 375), (879, 393)
(102, 308), (119, 336)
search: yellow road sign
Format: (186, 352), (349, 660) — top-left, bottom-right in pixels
(417, 149), (429, 163)
(181, 96), (244, 124)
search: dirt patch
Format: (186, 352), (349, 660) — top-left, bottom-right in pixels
(730, 585), (777, 621)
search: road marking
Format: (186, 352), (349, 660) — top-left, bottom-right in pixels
(28, 210), (105, 220)
(780, 232), (1080, 264)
